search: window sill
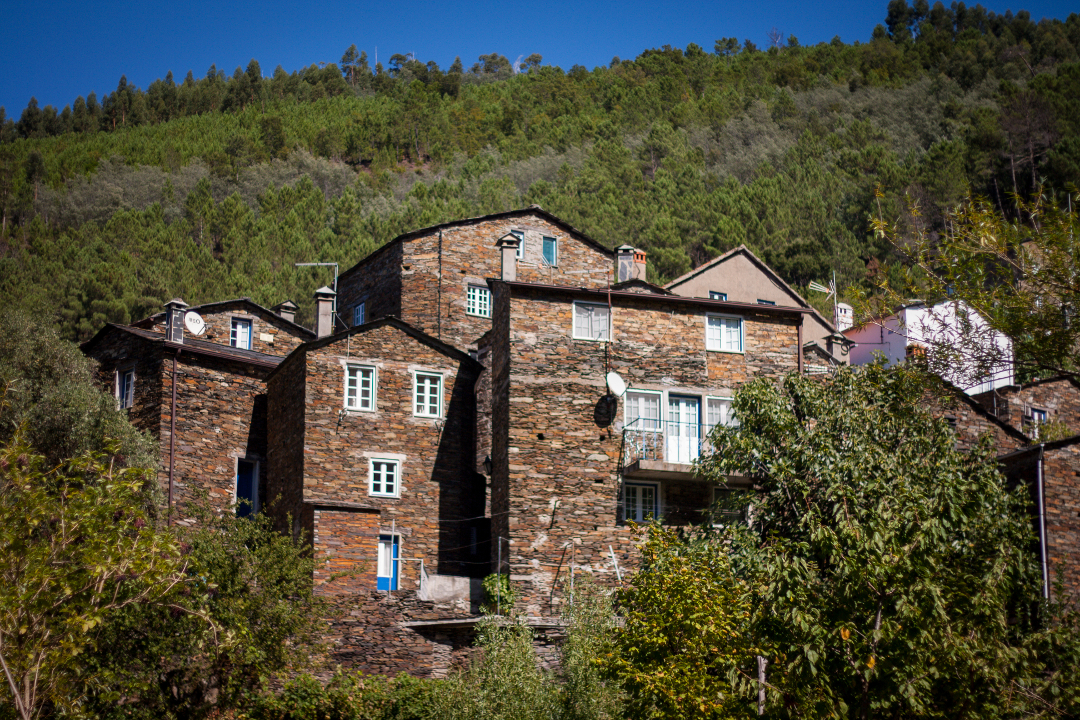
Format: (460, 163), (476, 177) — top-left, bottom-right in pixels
(368, 492), (401, 499)
(572, 336), (611, 343)
(705, 348), (745, 354)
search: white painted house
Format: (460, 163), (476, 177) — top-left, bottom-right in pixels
(843, 300), (1014, 395)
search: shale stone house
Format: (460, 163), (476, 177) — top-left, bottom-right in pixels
(81, 206), (1080, 674)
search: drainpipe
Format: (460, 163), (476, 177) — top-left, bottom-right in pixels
(797, 318), (804, 374)
(168, 350), (180, 526)
(1036, 446), (1049, 600)
(437, 229), (443, 341)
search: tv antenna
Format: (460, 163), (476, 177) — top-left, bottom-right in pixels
(295, 262), (339, 317)
(809, 270), (839, 329)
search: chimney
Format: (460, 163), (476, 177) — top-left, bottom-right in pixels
(496, 234), (520, 282)
(835, 303), (853, 332)
(272, 299), (298, 323)
(313, 287), (336, 338)
(616, 246), (647, 283)
(164, 298), (188, 344)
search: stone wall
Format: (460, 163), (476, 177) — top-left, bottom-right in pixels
(490, 283), (802, 613)
(143, 301), (313, 356)
(162, 352), (272, 523)
(923, 388), (1027, 453)
(1043, 443), (1080, 602)
(273, 322), (485, 587)
(973, 378), (1080, 437)
(336, 211), (614, 351)
(266, 350), (308, 537)
(85, 330), (165, 442)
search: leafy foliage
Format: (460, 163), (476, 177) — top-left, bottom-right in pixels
(1, 4), (1079, 340)
(0, 436), (195, 720)
(865, 190), (1080, 383)
(604, 524), (750, 720)
(696, 364), (1080, 718)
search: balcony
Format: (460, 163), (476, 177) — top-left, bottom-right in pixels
(622, 418), (723, 479)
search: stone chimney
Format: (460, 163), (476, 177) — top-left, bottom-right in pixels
(272, 299), (298, 323)
(164, 298), (189, 344)
(313, 287), (336, 338)
(496, 233), (520, 282)
(616, 245), (647, 283)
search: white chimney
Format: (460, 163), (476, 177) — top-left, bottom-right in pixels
(835, 303), (853, 332)
(313, 287), (336, 338)
(496, 234), (520, 282)
(164, 298), (188, 344)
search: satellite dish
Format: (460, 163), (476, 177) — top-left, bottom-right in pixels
(605, 371), (627, 397)
(184, 311), (206, 336)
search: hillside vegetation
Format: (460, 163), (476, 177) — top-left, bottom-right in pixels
(2, 1), (1079, 337)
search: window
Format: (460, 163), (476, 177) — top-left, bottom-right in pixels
(709, 291), (727, 301)
(511, 230), (524, 259)
(345, 365), (376, 411)
(1025, 408), (1049, 439)
(369, 458), (401, 497)
(625, 482), (659, 523)
(756, 299), (775, 306)
(542, 236), (557, 266)
(466, 286), (491, 318)
(377, 534), (400, 591)
(625, 390), (661, 431)
(573, 302), (610, 341)
(706, 314), (743, 352)
(706, 397), (735, 433)
(236, 459), (258, 517)
(712, 487), (745, 526)
(231, 318), (252, 349)
(353, 302), (366, 326)
(117, 369), (135, 409)
(413, 373), (443, 418)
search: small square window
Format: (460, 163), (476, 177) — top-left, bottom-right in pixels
(117, 369), (135, 409)
(706, 314), (743, 353)
(466, 286), (491, 318)
(353, 302), (366, 326)
(542, 236), (557, 266)
(511, 230), (524, 259)
(345, 365), (376, 411)
(710, 291), (727, 301)
(369, 458), (401, 497)
(625, 390), (662, 431)
(573, 302), (610, 341)
(413, 373), (443, 418)
(231, 319), (252, 349)
(625, 482), (659, 523)
(706, 397), (736, 432)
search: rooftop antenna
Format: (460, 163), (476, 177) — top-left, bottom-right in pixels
(809, 270), (839, 329)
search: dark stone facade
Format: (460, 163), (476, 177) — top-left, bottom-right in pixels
(973, 378), (1080, 437)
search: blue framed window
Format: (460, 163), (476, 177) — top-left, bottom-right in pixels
(231, 319), (252, 349)
(511, 230), (524, 259)
(377, 534), (400, 591)
(542, 236), (557, 266)
(709, 291), (727, 301)
(117, 369), (135, 409)
(353, 302), (366, 326)
(236, 459), (258, 517)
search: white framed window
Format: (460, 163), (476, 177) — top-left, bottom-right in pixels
(413, 372), (443, 418)
(706, 314), (743, 353)
(369, 458), (401, 497)
(345, 365), (376, 411)
(710, 291), (727, 301)
(573, 302), (610, 341)
(756, 299), (775, 306)
(511, 230), (524, 259)
(466, 286), (491, 318)
(625, 482), (659, 523)
(706, 396), (736, 432)
(377, 534), (400, 590)
(625, 390), (662, 431)
(117, 369), (135, 409)
(231, 318), (252, 349)
(353, 301), (366, 326)
(542, 236), (557, 266)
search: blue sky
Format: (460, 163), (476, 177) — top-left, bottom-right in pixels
(1, 0), (1076, 116)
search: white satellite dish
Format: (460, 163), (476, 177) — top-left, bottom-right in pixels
(184, 311), (206, 336)
(605, 371), (627, 397)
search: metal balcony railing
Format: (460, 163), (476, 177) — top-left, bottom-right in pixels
(623, 418), (728, 466)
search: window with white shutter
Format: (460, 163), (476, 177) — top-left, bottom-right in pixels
(573, 302), (610, 341)
(706, 314), (742, 352)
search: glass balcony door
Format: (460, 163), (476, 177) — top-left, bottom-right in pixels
(666, 395), (701, 464)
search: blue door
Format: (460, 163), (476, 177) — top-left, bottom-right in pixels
(236, 460), (257, 517)
(377, 535), (399, 591)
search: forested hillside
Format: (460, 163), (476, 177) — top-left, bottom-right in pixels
(2, 1), (1078, 337)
